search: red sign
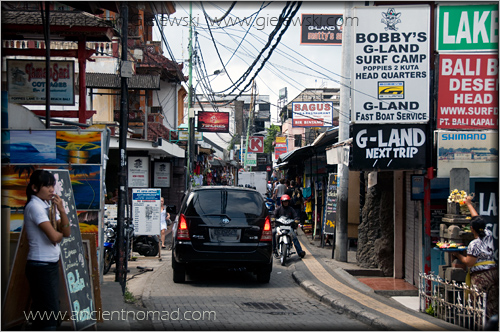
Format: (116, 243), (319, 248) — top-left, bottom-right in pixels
(266, 166), (271, 171)
(248, 136), (264, 153)
(437, 54), (498, 129)
(197, 111), (230, 133)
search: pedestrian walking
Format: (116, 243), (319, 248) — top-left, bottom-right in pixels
(160, 197), (170, 249)
(273, 179), (287, 207)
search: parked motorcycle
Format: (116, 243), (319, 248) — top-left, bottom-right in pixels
(275, 216), (296, 266)
(133, 234), (159, 257)
(103, 222), (116, 275)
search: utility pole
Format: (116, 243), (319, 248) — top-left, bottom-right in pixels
(44, 2), (50, 128)
(335, 2), (353, 262)
(186, 2), (194, 190)
(244, 80), (255, 171)
(115, 2), (128, 293)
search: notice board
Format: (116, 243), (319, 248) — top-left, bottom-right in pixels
(323, 173), (337, 235)
(132, 188), (161, 236)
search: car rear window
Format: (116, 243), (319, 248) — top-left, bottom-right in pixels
(184, 190), (263, 218)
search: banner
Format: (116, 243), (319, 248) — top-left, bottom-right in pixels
(352, 6), (430, 124)
(351, 124), (427, 170)
(274, 136), (287, 160)
(436, 4), (499, 52)
(300, 14), (343, 45)
(197, 111), (229, 133)
(292, 101), (334, 127)
(436, 130), (498, 178)
(437, 53), (498, 129)
(7, 60), (75, 105)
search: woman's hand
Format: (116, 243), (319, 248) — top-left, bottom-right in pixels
(51, 194), (65, 213)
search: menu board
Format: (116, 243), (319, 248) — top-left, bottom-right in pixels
(323, 173), (337, 235)
(50, 169), (95, 330)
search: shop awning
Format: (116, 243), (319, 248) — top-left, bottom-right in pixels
(109, 137), (185, 158)
(277, 145), (314, 165)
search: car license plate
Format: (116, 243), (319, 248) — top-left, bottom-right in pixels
(209, 228), (241, 242)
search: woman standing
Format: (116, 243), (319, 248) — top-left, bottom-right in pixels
(160, 197), (170, 249)
(453, 196), (498, 321)
(24, 170), (71, 330)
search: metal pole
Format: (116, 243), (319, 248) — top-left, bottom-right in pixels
(115, 3), (128, 294)
(244, 80), (255, 170)
(44, 2), (50, 128)
(186, 2), (194, 190)
(335, 2), (354, 262)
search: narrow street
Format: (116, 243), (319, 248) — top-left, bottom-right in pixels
(122, 252), (374, 331)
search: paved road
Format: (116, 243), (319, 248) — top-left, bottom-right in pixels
(134, 252), (374, 331)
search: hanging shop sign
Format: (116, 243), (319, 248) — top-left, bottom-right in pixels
(7, 59), (75, 105)
(436, 130), (498, 178)
(274, 136), (287, 160)
(352, 6), (430, 124)
(300, 14), (343, 45)
(178, 130), (203, 141)
(437, 53), (498, 130)
(154, 162), (171, 187)
(436, 4), (499, 52)
(132, 189), (161, 236)
(292, 101), (334, 127)
(197, 111), (229, 133)
(351, 124), (427, 170)
(128, 156), (149, 187)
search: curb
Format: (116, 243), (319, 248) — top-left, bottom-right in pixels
(292, 271), (391, 330)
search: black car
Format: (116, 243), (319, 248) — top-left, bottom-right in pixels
(172, 186), (273, 283)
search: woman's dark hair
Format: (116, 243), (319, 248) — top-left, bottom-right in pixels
(25, 170), (56, 207)
(471, 216), (486, 238)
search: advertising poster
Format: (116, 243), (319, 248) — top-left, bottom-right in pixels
(132, 189), (161, 236)
(197, 111), (229, 133)
(437, 131), (499, 178)
(292, 101), (334, 127)
(436, 4), (499, 52)
(300, 14), (343, 45)
(128, 156), (149, 187)
(323, 173), (337, 235)
(352, 6), (430, 124)
(154, 161), (171, 187)
(7, 60), (75, 105)
(351, 124), (428, 170)
(474, 181), (499, 264)
(437, 53), (498, 129)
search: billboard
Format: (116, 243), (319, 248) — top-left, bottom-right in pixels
(437, 130), (498, 178)
(351, 124), (428, 170)
(7, 59), (75, 105)
(292, 101), (334, 127)
(300, 14), (343, 45)
(437, 53), (498, 129)
(436, 4), (499, 52)
(197, 111), (230, 133)
(352, 6), (430, 124)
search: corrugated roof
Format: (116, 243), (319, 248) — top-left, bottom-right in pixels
(85, 73), (160, 89)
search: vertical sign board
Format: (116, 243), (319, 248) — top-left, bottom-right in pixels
(132, 189), (161, 236)
(351, 124), (427, 171)
(154, 162), (171, 188)
(352, 6), (430, 124)
(323, 173), (337, 235)
(436, 131), (498, 178)
(128, 156), (149, 188)
(437, 54), (498, 129)
(49, 169), (95, 330)
(274, 136), (288, 160)
(474, 181), (499, 264)
(436, 4), (499, 52)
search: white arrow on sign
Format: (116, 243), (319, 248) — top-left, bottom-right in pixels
(248, 136), (264, 153)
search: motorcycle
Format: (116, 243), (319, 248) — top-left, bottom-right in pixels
(275, 216), (296, 266)
(103, 222), (116, 275)
(133, 234), (160, 257)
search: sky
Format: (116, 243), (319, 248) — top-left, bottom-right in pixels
(153, 1), (346, 124)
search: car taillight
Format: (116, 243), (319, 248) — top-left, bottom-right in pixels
(177, 214), (190, 240)
(260, 216), (272, 241)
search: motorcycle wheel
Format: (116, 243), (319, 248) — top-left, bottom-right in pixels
(138, 237), (159, 257)
(103, 249), (114, 275)
(280, 243), (288, 266)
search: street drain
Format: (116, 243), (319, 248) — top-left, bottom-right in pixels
(242, 302), (288, 311)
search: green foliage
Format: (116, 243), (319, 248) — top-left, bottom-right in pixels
(264, 125), (281, 153)
(124, 288), (136, 304)
(425, 303), (434, 316)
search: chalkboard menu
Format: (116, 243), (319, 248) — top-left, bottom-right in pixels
(323, 173), (337, 235)
(49, 170), (95, 330)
